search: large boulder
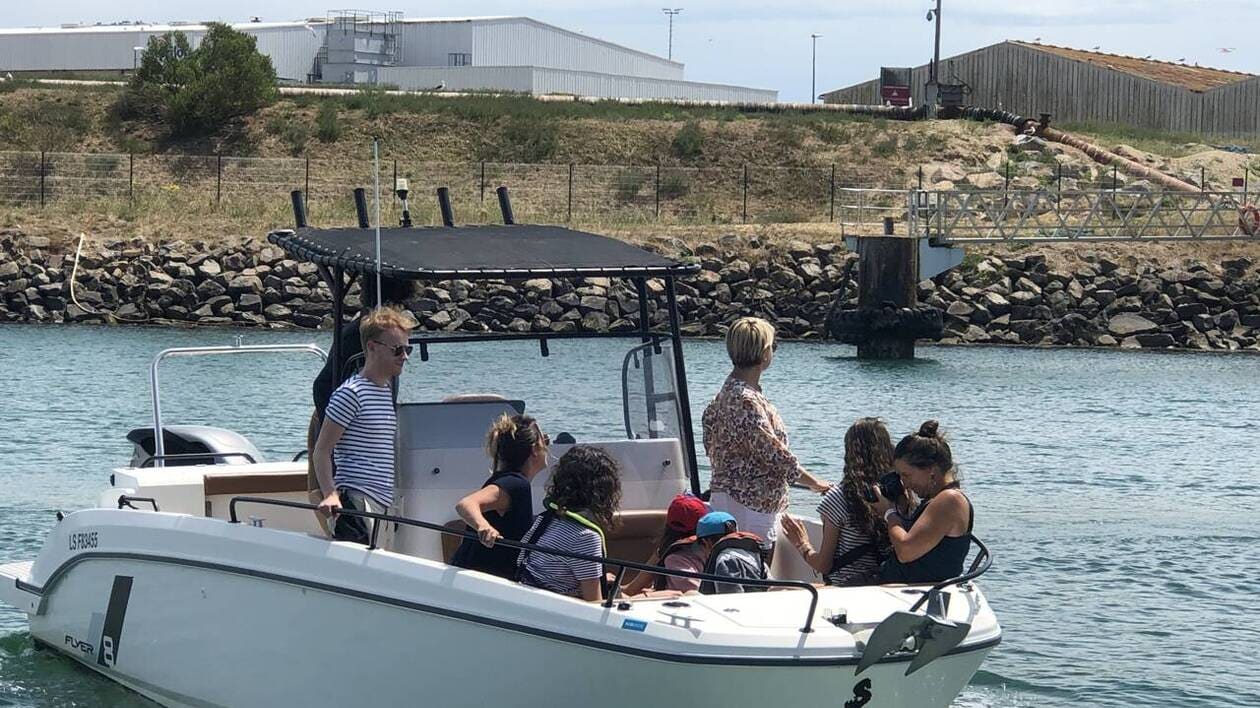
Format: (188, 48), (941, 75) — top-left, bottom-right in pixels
(1107, 313), (1160, 337)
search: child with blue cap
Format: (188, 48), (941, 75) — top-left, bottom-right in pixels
(694, 511), (769, 594)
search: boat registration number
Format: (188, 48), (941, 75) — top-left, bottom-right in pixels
(68, 531), (98, 551)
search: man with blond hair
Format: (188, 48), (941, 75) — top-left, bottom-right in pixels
(313, 305), (416, 543)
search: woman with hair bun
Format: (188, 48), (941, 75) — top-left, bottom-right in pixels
(870, 420), (974, 584)
(451, 414), (550, 579)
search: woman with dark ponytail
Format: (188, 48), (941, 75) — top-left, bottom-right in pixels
(451, 414), (550, 579)
(871, 421), (974, 584)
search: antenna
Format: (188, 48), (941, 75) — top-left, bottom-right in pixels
(372, 137), (382, 310)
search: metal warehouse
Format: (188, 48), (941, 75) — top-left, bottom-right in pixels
(0, 14), (777, 102)
(821, 41), (1257, 135)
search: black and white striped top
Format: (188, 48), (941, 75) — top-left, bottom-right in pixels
(817, 487), (880, 585)
(517, 515), (603, 598)
(326, 373), (396, 507)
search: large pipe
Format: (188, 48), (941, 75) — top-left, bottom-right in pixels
(436, 186), (455, 227)
(953, 106), (1202, 194)
(353, 187), (370, 228)
(290, 190), (307, 228)
(496, 186), (515, 225)
(1041, 127), (1201, 194)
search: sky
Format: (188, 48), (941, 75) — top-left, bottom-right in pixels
(9, 1), (1259, 102)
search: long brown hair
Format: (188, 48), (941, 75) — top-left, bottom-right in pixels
(841, 417), (895, 537)
(545, 446), (622, 531)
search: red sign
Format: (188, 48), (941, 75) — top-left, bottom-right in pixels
(880, 86), (911, 107)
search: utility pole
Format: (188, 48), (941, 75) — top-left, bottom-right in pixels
(662, 8), (683, 61)
(925, 0), (942, 109)
(810, 33), (822, 104)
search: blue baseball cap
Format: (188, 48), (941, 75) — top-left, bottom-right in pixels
(696, 511), (736, 538)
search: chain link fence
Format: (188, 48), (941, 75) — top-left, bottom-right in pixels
(0, 150), (902, 226)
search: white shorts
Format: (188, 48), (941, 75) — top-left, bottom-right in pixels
(708, 492), (779, 550)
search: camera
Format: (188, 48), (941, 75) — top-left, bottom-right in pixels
(861, 471), (905, 503)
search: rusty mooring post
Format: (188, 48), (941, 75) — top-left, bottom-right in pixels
(827, 217), (943, 360)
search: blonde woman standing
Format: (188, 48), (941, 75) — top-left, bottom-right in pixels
(702, 317), (830, 555)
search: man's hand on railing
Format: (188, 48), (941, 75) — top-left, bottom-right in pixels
(317, 491), (342, 518)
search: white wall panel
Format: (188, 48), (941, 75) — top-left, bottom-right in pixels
(471, 19), (682, 81)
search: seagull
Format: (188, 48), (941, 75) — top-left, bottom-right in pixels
(1091, 45), (1101, 51)
(1219, 48), (1236, 54)
(431, 81), (446, 91)
(3, 72), (11, 82)
(1143, 55), (1152, 59)
(1033, 37), (1042, 43)
(1178, 57), (1186, 63)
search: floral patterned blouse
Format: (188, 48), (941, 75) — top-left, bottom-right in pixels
(702, 375), (804, 514)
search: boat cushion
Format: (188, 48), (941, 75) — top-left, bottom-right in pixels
(439, 510), (667, 569)
(203, 472), (309, 497)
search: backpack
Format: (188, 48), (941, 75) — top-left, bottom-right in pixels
(699, 532), (768, 595)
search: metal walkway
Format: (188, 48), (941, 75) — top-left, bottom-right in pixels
(838, 188), (1260, 244)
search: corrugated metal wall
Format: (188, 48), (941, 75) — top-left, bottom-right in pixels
(376, 65), (776, 102)
(0, 24), (323, 82)
(397, 21), (473, 68)
(472, 19), (684, 81)
(822, 42), (1259, 136)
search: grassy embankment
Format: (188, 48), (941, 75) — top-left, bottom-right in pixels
(2, 80), (1259, 267)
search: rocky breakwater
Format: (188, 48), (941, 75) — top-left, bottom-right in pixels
(0, 230), (850, 339)
(924, 254), (1260, 351)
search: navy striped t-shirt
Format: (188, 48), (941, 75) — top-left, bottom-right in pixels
(818, 487), (880, 585)
(518, 515), (603, 597)
(326, 373), (397, 507)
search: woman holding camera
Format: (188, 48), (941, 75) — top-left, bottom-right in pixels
(780, 417), (907, 586)
(870, 420), (973, 584)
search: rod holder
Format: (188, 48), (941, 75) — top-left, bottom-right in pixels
(496, 186), (515, 225)
(290, 190), (307, 228)
(437, 186), (455, 227)
(353, 188), (370, 228)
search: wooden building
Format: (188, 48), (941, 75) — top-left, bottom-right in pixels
(820, 41), (1257, 136)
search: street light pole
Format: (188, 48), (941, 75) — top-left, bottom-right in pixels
(925, 0), (942, 108)
(810, 33), (822, 104)
(662, 8), (683, 61)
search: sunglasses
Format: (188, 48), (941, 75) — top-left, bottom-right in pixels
(372, 340), (414, 357)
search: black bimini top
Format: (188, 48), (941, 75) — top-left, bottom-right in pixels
(267, 225), (699, 280)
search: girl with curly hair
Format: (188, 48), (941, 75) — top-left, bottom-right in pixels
(781, 417), (907, 586)
(517, 445), (623, 601)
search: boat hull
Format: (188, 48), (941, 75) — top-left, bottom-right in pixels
(24, 553), (993, 708)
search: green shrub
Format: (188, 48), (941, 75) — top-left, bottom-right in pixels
(281, 121), (309, 155)
(316, 103), (341, 143)
(117, 23), (277, 137)
(476, 117), (558, 162)
(614, 169), (650, 203)
(871, 136), (899, 158)
(671, 121), (704, 161)
(659, 172), (691, 200)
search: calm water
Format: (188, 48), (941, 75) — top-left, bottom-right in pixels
(1, 325), (1259, 707)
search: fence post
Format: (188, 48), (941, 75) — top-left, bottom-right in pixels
(1200, 166), (1206, 192)
(654, 164), (661, 220)
(1245, 168), (1250, 204)
(567, 162), (574, 222)
(129, 152), (134, 207)
(479, 161), (486, 203)
(917, 165), (924, 191)
(39, 151), (46, 207)
(215, 153), (222, 209)
(1112, 165), (1118, 199)
(829, 163), (836, 223)
(305, 156), (310, 206)
(1057, 163), (1063, 195)
(742, 164), (748, 223)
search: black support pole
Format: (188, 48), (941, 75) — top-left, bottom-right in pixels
(354, 187), (370, 228)
(664, 277), (700, 494)
(742, 164), (748, 223)
(654, 164), (661, 220)
(437, 186), (455, 227)
(496, 186), (515, 225)
(290, 190), (307, 228)
(829, 163), (836, 222)
(479, 161), (486, 203)
(567, 162), (575, 222)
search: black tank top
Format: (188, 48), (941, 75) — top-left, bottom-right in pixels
(879, 483), (973, 585)
(450, 471), (534, 580)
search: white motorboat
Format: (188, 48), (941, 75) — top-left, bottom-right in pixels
(0, 204), (999, 707)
